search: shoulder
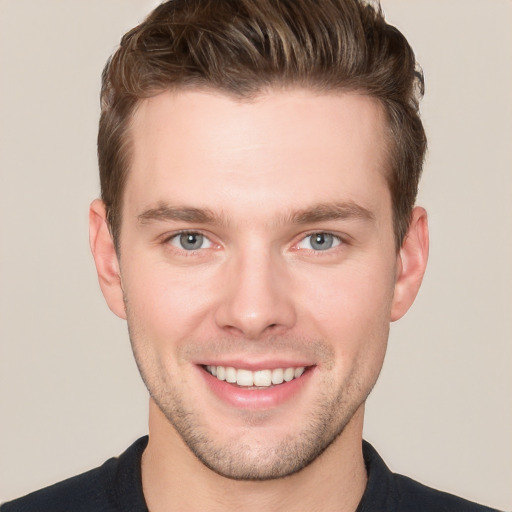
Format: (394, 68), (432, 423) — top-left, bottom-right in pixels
(0, 460), (117, 512)
(1, 437), (148, 512)
(360, 440), (503, 512)
(393, 473), (503, 512)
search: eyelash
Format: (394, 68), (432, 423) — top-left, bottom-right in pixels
(294, 232), (344, 252)
(162, 230), (346, 255)
(163, 230), (216, 254)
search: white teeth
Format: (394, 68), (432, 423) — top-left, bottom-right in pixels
(236, 369), (253, 386)
(205, 365), (306, 387)
(253, 369), (272, 387)
(271, 368), (284, 385)
(225, 367), (237, 383)
(283, 367), (295, 382)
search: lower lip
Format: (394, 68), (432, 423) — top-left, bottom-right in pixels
(199, 366), (313, 410)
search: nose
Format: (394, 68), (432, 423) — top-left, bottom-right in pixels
(214, 247), (297, 339)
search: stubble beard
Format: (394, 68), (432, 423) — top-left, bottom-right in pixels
(149, 373), (366, 481)
(128, 329), (375, 482)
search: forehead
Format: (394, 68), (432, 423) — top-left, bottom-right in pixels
(124, 89), (391, 222)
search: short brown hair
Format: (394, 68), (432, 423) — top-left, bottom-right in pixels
(98, 0), (426, 250)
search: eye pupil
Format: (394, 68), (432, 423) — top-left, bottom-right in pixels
(311, 233), (334, 250)
(180, 233), (203, 250)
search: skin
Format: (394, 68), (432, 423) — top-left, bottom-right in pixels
(90, 89), (428, 512)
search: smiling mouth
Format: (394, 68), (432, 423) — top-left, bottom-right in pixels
(203, 365), (308, 388)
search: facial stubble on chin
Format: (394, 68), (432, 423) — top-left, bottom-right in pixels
(149, 375), (368, 482)
(124, 314), (382, 482)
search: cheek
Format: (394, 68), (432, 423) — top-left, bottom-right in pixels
(121, 262), (218, 344)
(297, 261), (395, 358)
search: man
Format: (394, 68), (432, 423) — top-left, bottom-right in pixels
(0, 1), (504, 511)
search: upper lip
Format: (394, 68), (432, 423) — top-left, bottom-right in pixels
(197, 359), (314, 371)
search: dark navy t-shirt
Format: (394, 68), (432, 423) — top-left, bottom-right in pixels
(1, 437), (502, 511)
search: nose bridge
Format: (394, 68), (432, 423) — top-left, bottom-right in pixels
(215, 240), (296, 338)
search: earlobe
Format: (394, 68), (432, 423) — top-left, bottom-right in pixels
(391, 206), (429, 322)
(89, 199), (127, 320)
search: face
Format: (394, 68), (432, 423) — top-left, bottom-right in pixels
(92, 89), (424, 480)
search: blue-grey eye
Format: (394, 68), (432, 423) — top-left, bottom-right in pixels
(170, 232), (212, 250)
(297, 232), (341, 251)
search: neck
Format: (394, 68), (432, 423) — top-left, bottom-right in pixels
(141, 400), (367, 512)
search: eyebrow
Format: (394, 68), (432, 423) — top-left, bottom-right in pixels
(137, 201), (375, 227)
(138, 205), (219, 224)
(289, 201), (376, 224)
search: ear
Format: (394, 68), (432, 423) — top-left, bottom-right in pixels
(89, 199), (127, 319)
(391, 206), (429, 322)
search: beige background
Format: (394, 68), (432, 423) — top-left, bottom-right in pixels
(0, 0), (510, 509)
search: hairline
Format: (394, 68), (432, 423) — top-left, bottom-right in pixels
(109, 83), (400, 254)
